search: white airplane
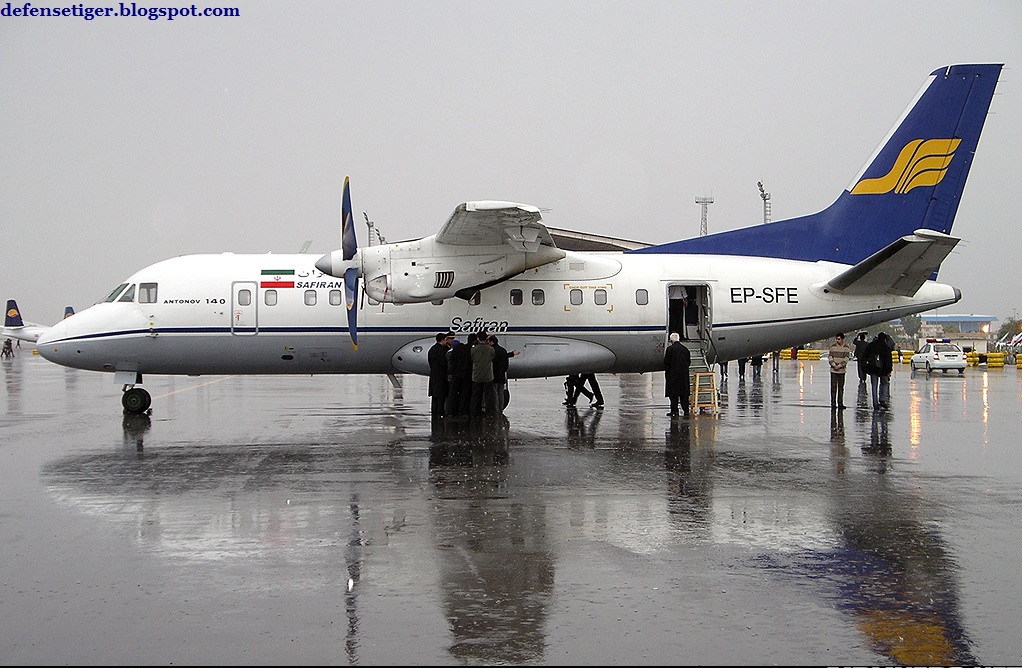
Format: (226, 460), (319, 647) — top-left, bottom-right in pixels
(3, 299), (75, 344)
(37, 63), (1002, 414)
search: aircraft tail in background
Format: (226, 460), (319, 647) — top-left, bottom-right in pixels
(5, 299), (26, 328)
(633, 63), (1003, 274)
(3, 300), (76, 343)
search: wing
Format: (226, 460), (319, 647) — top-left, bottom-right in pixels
(436, 201), (558, 253)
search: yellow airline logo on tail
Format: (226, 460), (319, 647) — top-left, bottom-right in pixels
(7, 308), (18, 319)
(851, 138), (961, 195)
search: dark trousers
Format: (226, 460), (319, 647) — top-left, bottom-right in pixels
(470, 381), (498, 417)
(431, 393), (446, 417)
(669, 392), (690, 416)
(830, 372), (846, 407)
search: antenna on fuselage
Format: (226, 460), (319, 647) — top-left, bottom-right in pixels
(364, 212), (385, 246)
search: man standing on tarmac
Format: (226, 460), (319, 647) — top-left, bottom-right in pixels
(828, 333), (852, 409)
(663, 332), (691, 417)
(427, 331), (454, 419)
(852, 332), (870, 385)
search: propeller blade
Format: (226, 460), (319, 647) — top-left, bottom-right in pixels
(341, 176), (357, 261)
(344, 266), (358, 350)
(340, 177), (358, 349)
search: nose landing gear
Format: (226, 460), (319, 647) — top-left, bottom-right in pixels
(122, 386), (152, 414)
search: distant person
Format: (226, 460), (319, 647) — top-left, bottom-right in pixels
(737, 357), (748, 381)
(1, 338), (13, 358)
(469, 333), (496, 417)
(718, 360), (728, 383)
(750, 354), (763, 381)
(668, 285), (689, 340)
(827, 332), (852, 409)
(563, 374), (593, 407)
(579, 373), (604, 409)
(852, 332), (869, 385)
(863, 331), (894, 410)
(663, 332), (691, 417)
(427, 331), (454, 418)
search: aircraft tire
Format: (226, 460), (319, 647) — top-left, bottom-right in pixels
(122, 387), (151, 414)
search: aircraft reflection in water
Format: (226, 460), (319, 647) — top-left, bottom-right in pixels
(39, 375), (977, 665)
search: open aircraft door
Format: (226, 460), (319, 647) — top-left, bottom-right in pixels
(231, 281), (258, 335)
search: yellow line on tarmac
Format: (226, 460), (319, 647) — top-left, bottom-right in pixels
(153, 376), (238, 399)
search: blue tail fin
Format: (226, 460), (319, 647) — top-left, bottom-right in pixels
(631, 64), (1002, 268)
(64, 306), (74, 319)
(5, 299), (25, 328)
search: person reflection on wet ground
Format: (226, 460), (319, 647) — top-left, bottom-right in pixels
(564, 403), (603, 449)
(830, 408), (848, 474)
(429, 413), (510, 467)
(426, 414), (548, 665)
(664, 417), (711, 528)
(863, 409), (893, 472)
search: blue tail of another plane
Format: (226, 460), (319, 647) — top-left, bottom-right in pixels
(632, 64), (1002, 270)
(5, 299), (25, 328)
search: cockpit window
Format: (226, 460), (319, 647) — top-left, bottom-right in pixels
(103, 283), (128, 302)
(138, 283), (158, 304)
(117, 284), (136, 303)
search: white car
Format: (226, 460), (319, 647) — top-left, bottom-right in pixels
(910, 339), (967, 374)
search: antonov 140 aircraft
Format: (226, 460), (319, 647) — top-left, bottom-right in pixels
(37, 64), (1001, 414)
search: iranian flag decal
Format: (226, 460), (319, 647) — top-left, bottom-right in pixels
(260, 269), (295, 288)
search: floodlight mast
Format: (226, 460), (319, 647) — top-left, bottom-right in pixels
(757, 181), (771, 224)
(695, 196), (713, 236)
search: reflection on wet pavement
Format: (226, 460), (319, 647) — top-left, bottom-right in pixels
(3, 353), (1021, 664)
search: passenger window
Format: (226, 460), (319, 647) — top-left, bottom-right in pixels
(264, 290), (277, 306)
(329, 289), (342, 306)
(594, 289), (607, 306)
(237, 289), (251, 306)
(570, 289), (583, 305)
(510, 289), (523, 306)
(103, 283), (128, 302)
(532, 289), (545, 306)
(118, 284), (136, 302)
(635, 289), (648, 306)
(138, 283), (158, 304)
(305, 290), (317, 306)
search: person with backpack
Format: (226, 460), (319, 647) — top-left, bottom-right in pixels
(863, 332), (895, 410)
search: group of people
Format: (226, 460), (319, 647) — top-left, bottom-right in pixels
(1, 338), (14, 358)
(428, 330), (519, 419)
(828, 330), (895, 411)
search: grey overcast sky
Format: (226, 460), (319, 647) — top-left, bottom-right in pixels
(2, 0), (1020, 326)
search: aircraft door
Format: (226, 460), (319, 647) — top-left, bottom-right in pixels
(665, 283), (711, 342)
(231, 281), (258, 335)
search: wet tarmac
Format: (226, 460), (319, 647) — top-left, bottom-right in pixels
(2, 351), (1021, 665)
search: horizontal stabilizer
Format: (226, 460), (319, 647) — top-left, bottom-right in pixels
(824, 229), (959, 296)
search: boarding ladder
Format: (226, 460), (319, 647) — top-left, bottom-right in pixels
(683, 340), (718, 415)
